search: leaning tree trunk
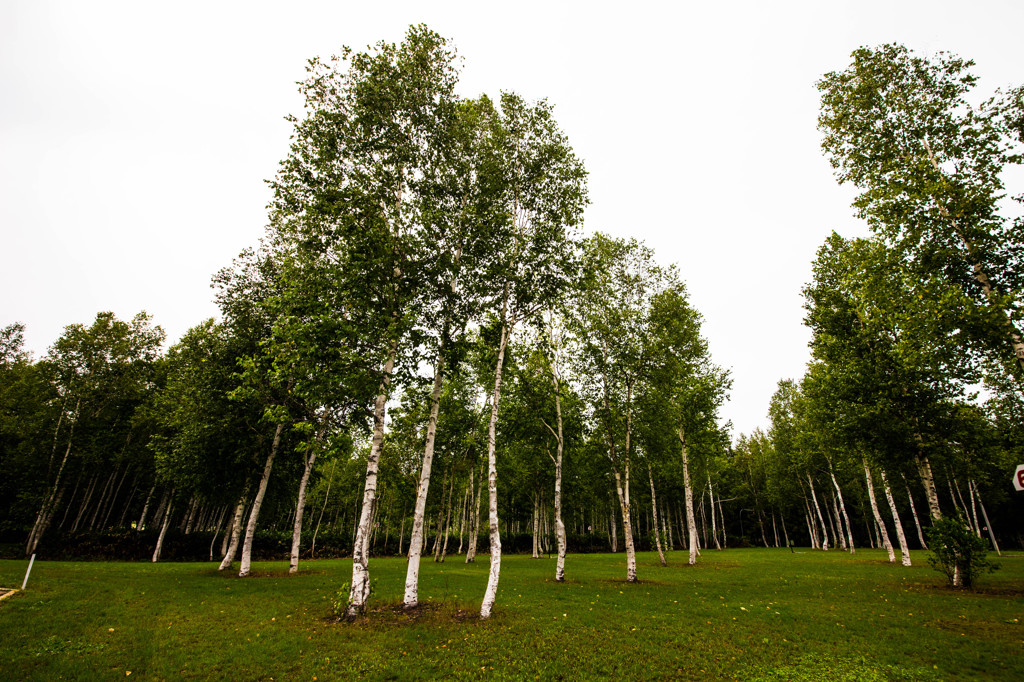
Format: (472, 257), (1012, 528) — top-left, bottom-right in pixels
(863, 458), (896, 563)
(239, 422), (285, 578)
(913, 446), (942, 521)
(879, 468), (911, 566)
(650, 467), (667, 566)
(26, 401), (80, 556)
(972, 480), (1000, 556)
(902, 474), (928, 550)
(151, 494), (174, 563)
(219, 488), (249, 570)
(480, 317), (511, 620)
(346, 341), (398, 617)
(806, 474), (830, 551)
(404, 346), (446, 607)
(289, 440), (320, 575)
(828, 462), (855, 554)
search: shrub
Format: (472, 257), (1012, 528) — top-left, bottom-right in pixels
(925, 512), (998, 588)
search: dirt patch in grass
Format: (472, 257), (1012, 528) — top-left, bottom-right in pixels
(327, 600), (484, 627)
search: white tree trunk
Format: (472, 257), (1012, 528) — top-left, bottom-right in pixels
(650, 467), (666, 566)
(480, 319), (510, 620)
(879, 469), (911, 566)
(613, 471), (637, 579)
(219, 492), (248, 571)
(902, 475), (928, 550)
(914, 449), (942, 521)
(346, 344), (396, 616)
(403, 349), (446, 607)
(972, 480), (1000, 556)
(828, 464), (855, 554)
(707, 474), (721, 551)
(863, 458), (895, 563)
(680, 428), (698, 566)
(151, 496), (174, 563)
(289, 445), (319, 574)
(240, 422), (285, 578)
(806, 475), (830, 551)
(466, 462), (482, 563)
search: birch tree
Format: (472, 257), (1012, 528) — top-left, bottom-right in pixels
(267, 26), (464, 616)
(476, 92), (587, 618)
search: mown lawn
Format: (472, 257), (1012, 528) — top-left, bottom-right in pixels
(0, 548), (1021, 680)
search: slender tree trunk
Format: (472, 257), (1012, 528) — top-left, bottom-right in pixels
(480, 313), (511, 620)
(219, 489), (248, 569)
(466, 461), (482, 563)
(346, 337), (398, 617)
(71, 473), (98, 533)
(966, 480), (981, 537)
(902, 474), (928, 549)
(807, 475), (830, 551)
(706, 474), (721, 551)
(543, 336), (568, 581)
(613, 469), (638, 578)
(27, 399), (80, 557)
(650, 466), (667, 566)
(679, 427), (698, 566)
(311, 458), (337, 559)
(913, 448), (942, 521)
(972, 480), (1000, 556)
(152, 494), (174, 563)
(208, 505), (228, 561)
(532, 490), (540, 559)
(137, 483), (157, 531)
(240, 423), (285, 578)
(289, 442), (319, 574)
(828, 462), (854, 553)
(863, 458), (895, 563)
(610, 508), (618, 552)
(879, 469), (911, 566)
(404, 346), (447, 607)
(439, 474), (454, 563)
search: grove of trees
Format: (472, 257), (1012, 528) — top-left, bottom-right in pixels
(2, 34), (1022, 614)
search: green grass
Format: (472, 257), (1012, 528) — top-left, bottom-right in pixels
(1, 549), (1021, 680)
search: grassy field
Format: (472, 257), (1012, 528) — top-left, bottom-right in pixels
(0, 548), (1021, 680)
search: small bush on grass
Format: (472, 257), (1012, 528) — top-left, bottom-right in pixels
(925, 512), (998, 588)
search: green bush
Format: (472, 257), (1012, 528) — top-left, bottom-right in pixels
(925, 512), (998, 588)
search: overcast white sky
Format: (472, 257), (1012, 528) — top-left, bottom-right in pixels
(2, 0), (1022, 437)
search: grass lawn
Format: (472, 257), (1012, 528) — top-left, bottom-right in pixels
(0, 548), (1021, 680)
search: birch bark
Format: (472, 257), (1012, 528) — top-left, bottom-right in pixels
(219, 493), (248, 571)
(289, 440), (320, 574)
(404, 345), (446, 607)
(650, 467), (667, 566)
(863, 458), (895, 563)
(879, 468), (911, 566)
(240, 422), (285, 578)
(806, 475), (830, 551)
(680, 427), (698, 566)
(345, 340), (398, 617)
(480, 315), (511, 619)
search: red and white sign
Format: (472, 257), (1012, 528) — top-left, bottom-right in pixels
(1014, 464), (1024, 492)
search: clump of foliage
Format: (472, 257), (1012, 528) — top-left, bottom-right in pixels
(926, 513), (999, 588)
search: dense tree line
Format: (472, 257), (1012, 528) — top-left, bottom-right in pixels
(2, 35), (1023, 615)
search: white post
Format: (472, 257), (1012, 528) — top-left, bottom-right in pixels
(22, 554), (36, 590)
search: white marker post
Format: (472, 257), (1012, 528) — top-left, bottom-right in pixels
(1013, 465), (1024, 493)
(21, 554), (36, 590)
